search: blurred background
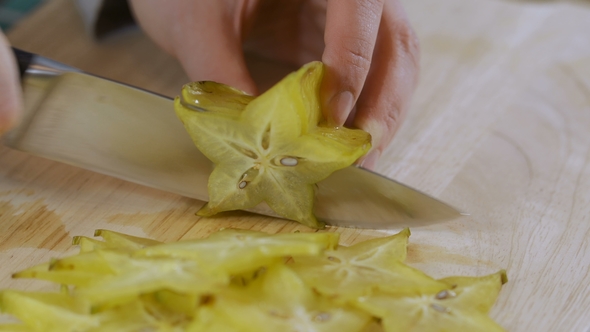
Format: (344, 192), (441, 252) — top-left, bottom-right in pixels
(0, 0), (46, 31)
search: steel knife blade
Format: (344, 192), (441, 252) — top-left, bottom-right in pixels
(4, 49), (462, 229)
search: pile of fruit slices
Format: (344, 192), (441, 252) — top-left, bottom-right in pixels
(0, 228), (507, 331)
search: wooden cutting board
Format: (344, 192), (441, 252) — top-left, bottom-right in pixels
(2, 0), (590, 330)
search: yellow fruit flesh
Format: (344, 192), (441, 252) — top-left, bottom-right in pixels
(0, 291), (97, 332)
(290, 228), (447, 302)
(0, 228), (507, 331)
(193, 265), (373, 332)
(174, 62), (372, 228)
(354, 271), (508, 332)
(135, 229), (339, 275)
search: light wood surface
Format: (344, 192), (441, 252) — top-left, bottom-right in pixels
(2, 0), (590, 331)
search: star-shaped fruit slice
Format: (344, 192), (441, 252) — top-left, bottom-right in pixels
(72, 229), (162, 253)
(74, 250), (227, 308)
(12, 251), (116, 287)
(289, 228), (446, 302)
(135, 228), (338, 275)
(0, 291), (97, 331)
(174, 61), (371, 228)
(14, 231), (163, 286)
(188, 264), (372, 332)
(354, 270), (508, 332)
(0, 290), (193, 332)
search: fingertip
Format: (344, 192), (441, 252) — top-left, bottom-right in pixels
(326, 90), (354, 126)
(320, 64), (357, 127)
(354, 116), (393, 170)
(358, 149), (381, 170)
(354, 116), (386, 170)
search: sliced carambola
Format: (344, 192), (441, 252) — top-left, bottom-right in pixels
(75, 251), (227, 307)
(12, 251), (115, 287)
(196, 265), (372, 332)
(0, 291), (96, 331)
(136, 228), (339, 275)
(93, 229), (162, 250)
(174, 62), (371, 228)
(290, 228), (446, 300)
(354, 270), (508, 332)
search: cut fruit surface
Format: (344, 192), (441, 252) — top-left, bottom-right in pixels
(136, 229), (338, 275)
(193, 265), (373, 332)
(290, 228), (446, 301)
(354, 270), (508, 332)
(1, 228), (507, 332)
(175, 61), (371, 228)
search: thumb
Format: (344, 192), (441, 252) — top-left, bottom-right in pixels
(0, 32), (22, 135)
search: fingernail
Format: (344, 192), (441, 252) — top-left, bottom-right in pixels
(328, 91), (354, 126)
(359, 150), (381, 170)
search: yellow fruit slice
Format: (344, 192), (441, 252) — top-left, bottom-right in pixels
(75, 251), (227, 307)
(175, 61), (371, 228)
(50, 251), (115, 276)
(1, 228), (508, 331)
(90, 300), (157, 332)
(92, 299), (189, 332)
(179, 81), (254, 116)
(290, 228), (446, 301)
(0, 291), (96, 332)
(153, 290), (199, 317)
(72, 230), (160, 254)
(135, 228), (339, 275)
(354, 270), (508, 332)
(72, 236), (108, 253)
(12, 251), (115, 287)
(0, 324), (31, 331)
(16, 232), (163, 288)
(186, 306), (241, 332)
(196, 265), (372, 332)
(12, 262), (103, 287)
(93, 229), (162, 250)
(438, 271), (508, 314)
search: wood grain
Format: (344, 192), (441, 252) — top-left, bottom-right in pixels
(2, 0), (590, 331)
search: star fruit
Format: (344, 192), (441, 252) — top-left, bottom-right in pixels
(2, 228), (508, 331)
(135, 228), (339, 275)
(187, 264), (372, 332)
(174, 61), (372, 229)
(289, 228), (447, 302)
(354, 270), (508, 332)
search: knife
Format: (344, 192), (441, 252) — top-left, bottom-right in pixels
(4, 48), (462, 229)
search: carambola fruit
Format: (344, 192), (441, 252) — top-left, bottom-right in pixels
(174, 62), (372, 229)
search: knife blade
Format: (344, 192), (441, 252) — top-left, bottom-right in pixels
(4, 49), (463, 229)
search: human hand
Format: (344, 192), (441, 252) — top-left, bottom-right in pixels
(0, 30), (23, 135)
(129, 0), (419, 169)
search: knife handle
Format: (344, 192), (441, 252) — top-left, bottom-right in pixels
(12, 48), (34, 79)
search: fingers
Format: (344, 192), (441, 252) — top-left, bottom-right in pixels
(321, 0), (385, 126)
(129, 0), (258, 95)
(353, 0), (420, 169)
(0, 31), (22, 135)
